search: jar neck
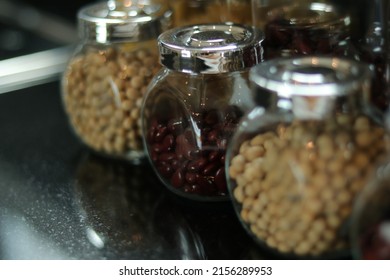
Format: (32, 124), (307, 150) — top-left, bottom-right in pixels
(253, 88), (372, 120)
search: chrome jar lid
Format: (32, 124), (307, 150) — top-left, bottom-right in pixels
(158, 23), (264, 74)
(78, 0), (172, 43)
(249, 56), (371, 98)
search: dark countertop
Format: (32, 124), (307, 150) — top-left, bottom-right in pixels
(0, 80), (275, 260)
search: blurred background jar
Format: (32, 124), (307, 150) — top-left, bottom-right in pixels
(61, 0), (172, 163)
(226, 56), (389, 258)
(350, 159), (390, 260)
(251, 0), (390, 116)
(169, 0), (252, 27)
(141, 23), (263, 201)
(251, 1), (356, 59)
(352, 0), (390, 113)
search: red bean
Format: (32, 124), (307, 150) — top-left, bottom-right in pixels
(158, 152), (176, 162)
(208, 151), (220, 162)
(157, 163), (174, 178)
(152, 143), (164, 154)
(171, 168), (185, 188)
(154, 126), (168, 142)
(196, 176), (216, 194)
(214, 167), (226, 192)
(187, 157), (208, 172)
(171, 159), (181, 170)
(185, 172), (198, 184)
(202, 162), (219, 176)
(162, 134), (174, 152)
(292, 36), (313, 55)
(147, 120), (160, 142)
(220, 154), (226, 165)
(151, 150), (159, 162)
(207, 130), (219, 143)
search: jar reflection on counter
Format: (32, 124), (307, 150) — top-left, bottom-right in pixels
(74, 152), (205, 259)
(226, 57), (389, 258)
(169, 0), (252, 26)
(61, 0), (172, 163)
(141, 23), (263, 201)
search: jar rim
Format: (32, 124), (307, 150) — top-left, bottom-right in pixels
(249, 56), (372, 98)
(78, 0), (172, 43)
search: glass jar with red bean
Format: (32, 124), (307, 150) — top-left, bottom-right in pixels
(226, 56), (389, 258)
(141, 23), (263, 201)
(350, 158), (390, 260)
(61, 0), (172, 163)
(252, 1), (357, 60)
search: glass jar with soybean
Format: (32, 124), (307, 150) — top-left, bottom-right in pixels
(141, 23), (263, 201)
(226, 56), (389, 258)
(61, 0), (172, 163)
(252, 1), (357, 60)
(169, 0), (252, 27)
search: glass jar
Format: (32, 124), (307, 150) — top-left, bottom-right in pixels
(252, 1), (356, 60)
(141, 23), (263, 201)
(350, 159), (390, 259)
(61, 0), (172, 163)
(226, 56), (389, 258)
(170, 0), (252, 27)
(353, 0), (390, 112)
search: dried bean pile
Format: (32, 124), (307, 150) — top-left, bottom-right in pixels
(63, 45), (160, 157)
(229, 115), (387, 256)
(147, 106), (242, 198)
(263, 18), (352, 59)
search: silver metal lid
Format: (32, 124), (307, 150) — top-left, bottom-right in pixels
(158, 23), (264, 73)
(78, 0), (172, 44)
(249, 56), (371, 98)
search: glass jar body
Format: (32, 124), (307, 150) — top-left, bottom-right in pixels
(142, 68), (254, 201)
(170, 0), (252, 27)
(226, 95), (388, 258)
(62, 40), (161, 162)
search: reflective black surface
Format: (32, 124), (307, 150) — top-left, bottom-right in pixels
(0, 81), (275, 259)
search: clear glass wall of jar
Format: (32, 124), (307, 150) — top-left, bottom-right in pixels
(226, 56), (389, 258)
(350, 159), (390, 259)
(61, 0), (172, 163)
(169, 0), (252, 27)
(141, 23), (263, 201)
